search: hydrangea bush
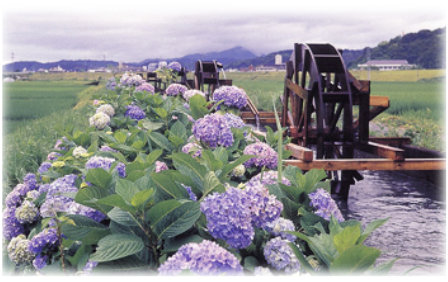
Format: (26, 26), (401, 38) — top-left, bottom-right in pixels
(3, 72), (392, 276)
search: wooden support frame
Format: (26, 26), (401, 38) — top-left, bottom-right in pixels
(284, 158), (446, 171)
(285, 143), (314, 162)
(355, 141), (405, 161)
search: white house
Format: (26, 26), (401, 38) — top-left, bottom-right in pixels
(275, 54), (283, 65)
(358, 60), (415, 71)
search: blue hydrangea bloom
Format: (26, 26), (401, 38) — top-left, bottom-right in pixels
(308, 188), (344, 222)
(106, 77), (117, 90)
(223, 113), (246, 129)
(3, 207), (24, 240)
(181, 184), (197, 201)
(246, 170), (291, 189)
(167, 61), (182, 72)
(38, 162), (52, 174)
(115, 162), (126, 178)
(15, 200), (39, 224)
(33, 255), (48, 270)
(264, 237), (300, 273)
(200, 187), (254, 249)
(23, 173), (37, 190)
(158, 240), (243, 275)
(82, 260), (98, 273)
(120, 73), (144, 87)
(125, 105), (146, 120)
(165, 83), (187, 96)
(192, 113), (234, 148)
(99, 145), (118, 153)
(155, 161), (168, 173)
(245, 183), (283, 228)
(243, 142), (278, 169)
(28, 228), (59, 254)
(47, 152), (62, 161)
(135, 82), (155, 94)
(264, 217), (296, 242)
(85, 156), (116, 171)
(212, 86), (248, 109)
(181, 142), (202, 158)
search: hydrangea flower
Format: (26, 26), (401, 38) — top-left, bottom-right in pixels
(3, 207), (24, 240)
(7, 235), (35, 265)
(28, 228), (59, 254)
(5, 189), (23, 208)
(89, 112), (111, 130)
(115, 162), (127, 178)
(181, 142), (202, 158)
(167, 61), (182, 72)
(181, 184), (197, 201)
(192, 113), (234, 148)
(125, 105), (146, 120)
(99, 145), (117, 153)
(106, 77), (117, 90)
(38, 162), (52, 174)
(47, 152), (61, 161)
(24, 173), (37, 190)
(246, 170), (290, 189)
(120, 73), (144, 87)
(81, 260), (99, 274)
(212, 86), (248, 109)
(158, 240), (243, 275)
(232, 164), (246, 177)
(165, 83), (187, 96)
(33, 255), (48, 270)
(135, 82), (155, 94)
(243, 142), (278, 169)
(53, 137), (68, 151)
(200, 187), (254, 249)
(67, 202), (106, 223)
(26, 190), (41, 201)
(182, 89), (205, 101)
(73, 146), (88, 158)
(15, 200), (39, 224)
(85, 156), (116, 171)
(155, 161), (168, 173)
(223, 113), (246, 129)
(245, 183), (283, 228)
(308, 188), (344, 222)
(96, 104), (115, 117)
(264, 237), (300, 273)
(265, 217), (296, 242)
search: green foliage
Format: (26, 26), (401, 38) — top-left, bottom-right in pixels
(89, 233), (145, 262)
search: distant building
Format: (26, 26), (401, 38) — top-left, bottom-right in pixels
(357, 60), (416, 71)
(275, 54), (282, 65)
(147, 63), (158, 71)
(49, 65), (65, 72)
(158, 61), (167, 69)
(255, 65), (278, 72)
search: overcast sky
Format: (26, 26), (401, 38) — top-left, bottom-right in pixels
(1, 0), (446, 63)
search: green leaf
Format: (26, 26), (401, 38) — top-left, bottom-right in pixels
(85, 168), (112, 189)
(147, 199), (201, 239)
(288, 243), (316, 274)
(330, 245), (381, 273)
(333, 224), (361, 254)
(90, 233), (144, 262)
(61, 214), (110, 245)
(171, 152), (206, 190)
(219, 155), (254, 179)
(116, 179), (140, 203)
(114, 131), (127, 144)
(189, 94), (209, 120)
(97, 194), (135, 213)
(170, 120), (186, 138)
(154, 107), (168, 119)
(163, 234), (204, 253)
(131, 189), (154, 208)
(151, 171), (189, 199)
(140, 120), (164, 131)
(202, 171), (225, 198)
(357, 218), (389, 244)
(75, 186), (112, 214)
(243, 256), (259, 272)
(369, 258), (399, 274)
(148, 131), (172, 151)
(146, 149), (163, 165)
(107, 207), (138, 226)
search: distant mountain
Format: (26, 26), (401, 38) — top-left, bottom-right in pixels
(136, 46), (257, 70)
(4, 60), (118, 72)
(349, 27), (445, 69)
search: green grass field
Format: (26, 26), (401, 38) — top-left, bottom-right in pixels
(3, 81), (90, 134)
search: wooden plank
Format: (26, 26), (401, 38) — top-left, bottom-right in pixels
(243, 118), (277, 124)
(241, 112), (275, 118)
(284, 158), (446, 171)
(285, 143), (314, 162)
(369, 137), (412, 147)
(355, 141), (405, 161)
(285, 79), (308, 99)
(370, 96), (389, 107)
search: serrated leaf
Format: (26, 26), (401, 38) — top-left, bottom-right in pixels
(150, 171), (189, 199)
(202, 171), (225, 198)
(131, 189), (154, 208)
(114, 131), (127, 144)
(288, 243), (316, 274)
(61, 215), (110, 245)
(140, 120), (164, 131)
(97, 194), (135, 212)
(357, 218), (389, 244)
(148, 131), (172, 151)
(90, 233), (144, 262)
(75, 186), (112, 214)
(170, 120), (186, 138)
(146, 149), (163, 165)
(85, 168), (112, 189)
(116, 179), (140, 203)
(163, 234), (204, 253)
(330, 245), (381, 273)
(107, 207), (138, 226)
(333, 224), (361, 254)
(171, 152), (206, 190)
(147, 199), (201, 239)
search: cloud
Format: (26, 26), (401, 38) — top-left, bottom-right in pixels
(2, 2), (445, 63)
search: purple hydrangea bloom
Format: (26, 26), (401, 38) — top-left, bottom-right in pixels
(33, 255), (48, 270)
(245, 183), (283, 228)
(182, 89), (205, 102)
(120, 73), (144, 87)
(28, 228), (59, 254)
(99, 145), (118, 153)
(192, 113), (234, 148)
(158, 240), (243, 275)
(47, 152), (61, 161)
(23, 173), (37, 190)
(40, 196), (73, 218)
(5, 189), (22, 208)
(264, 237), (300, 273)
(38, 162), (52, 174)
(82, 260), (99, 273)
(181, 184), (197, 201)
(246, 170), (290, 189)
(38, 184), (51, 194)
(15, 200), (39, 224)
(135, 82), (155, 94)
(165, 83), (187, 96)
(200, 187), (254, 249)
(212, 86), (248, 109)
(264, 217), (296, 242)
(106, 77), (117, 90)
(67, 202), (106, 223)
(167, 61), (182, 72)
(85, 156), (116, 171)
(181, 142), (202, 158)
(3, 207), (24, 240)
(243, 142), (278, 169)
(115, 162), (126, 178)
(308, 188), (344, 222)
(125, 105), (146, 120)
(223, 113), (246, 129)
(155, 161), (168, 173)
